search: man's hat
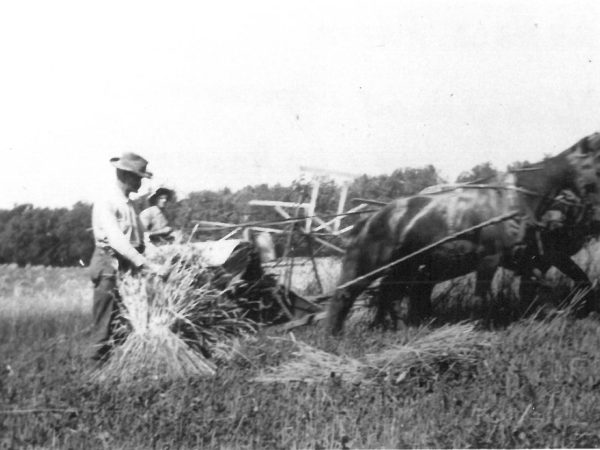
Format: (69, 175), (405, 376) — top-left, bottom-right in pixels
(110, 152), (153, 178)
(148, 186), (174, 205)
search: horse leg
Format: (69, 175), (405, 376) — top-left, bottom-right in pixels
(405, 280), (434, 326)
(328, 283), (373, 334)
(372, 274), (406, 331)
(371, 278), (389, 330)
(517, 265), (543, 317)
(473, 255), (500, 321)
(510, 243), (548, 317)
(327, 255), (374, 335)
(544, 251), (590, 287)
(543, 251), (596, 316)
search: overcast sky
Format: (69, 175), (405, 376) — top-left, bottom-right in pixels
(1, 0), (599, 208)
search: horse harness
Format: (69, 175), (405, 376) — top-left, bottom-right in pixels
(424, 178), (590, 258)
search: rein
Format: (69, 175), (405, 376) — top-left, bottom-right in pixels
(422, 184), (582, 208)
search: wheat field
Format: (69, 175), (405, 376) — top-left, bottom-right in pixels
(3, 244), (600, 448)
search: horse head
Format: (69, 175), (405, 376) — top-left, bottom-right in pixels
(564, 132), (600, 197)
(512, 132), (600, 220)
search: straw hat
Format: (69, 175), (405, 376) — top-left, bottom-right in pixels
(148, 186), (174, 205)
(110, 152), (153, 178)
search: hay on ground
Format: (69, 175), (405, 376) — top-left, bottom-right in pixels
(254, 340), (367, 384)
(254, 322), (497, 385)
(366, 322), (496, 381)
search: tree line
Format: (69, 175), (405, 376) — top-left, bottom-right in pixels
(0, 163), (505, 267)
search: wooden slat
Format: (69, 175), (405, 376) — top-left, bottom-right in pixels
(311, 215), (335, 233)
(219, 227), (242, 240)
(313, 203), (369, 232)
(274, 205), (291, 219)
(249, 200), (310, 209)
(249, 226), (286, 234)
(350, 198), (387, 206)
(313, 236), (345, 254)
(299, 165), (361, 180)
(337, 224), (356, 235)
(195, 220), (236, 228)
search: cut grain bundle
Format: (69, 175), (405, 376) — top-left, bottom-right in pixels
(254, 340), (368, 384)
(254, 322), (496, 385)
(93, 250), (257, 383)
(366, 322), (497, 383)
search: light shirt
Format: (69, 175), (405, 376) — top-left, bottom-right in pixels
(139, 205), (169, 232)
(92, 184), (146, 267)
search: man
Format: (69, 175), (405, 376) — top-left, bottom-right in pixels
(88, 152), (159, 362)
(140, 187), (175, 245)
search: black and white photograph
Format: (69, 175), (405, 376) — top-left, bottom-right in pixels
(1, 0), (600, 448)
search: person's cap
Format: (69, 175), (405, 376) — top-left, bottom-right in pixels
(110, 152), (153, 178)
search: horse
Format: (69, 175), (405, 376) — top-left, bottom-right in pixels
(327, 132), (600, 334)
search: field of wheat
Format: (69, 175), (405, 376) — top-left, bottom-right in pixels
(3, 248), (600, 448)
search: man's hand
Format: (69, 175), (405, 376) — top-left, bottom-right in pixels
(140, 262), (165, 277)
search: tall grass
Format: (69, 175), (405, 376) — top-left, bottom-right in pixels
(3, 262), (600, 448)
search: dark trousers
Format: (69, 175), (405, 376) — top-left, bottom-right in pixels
(87, 248), (133, 361)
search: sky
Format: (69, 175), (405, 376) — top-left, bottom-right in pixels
(0, 0), (599, 208)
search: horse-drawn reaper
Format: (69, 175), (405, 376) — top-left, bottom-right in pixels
(327, 132), (600, 334)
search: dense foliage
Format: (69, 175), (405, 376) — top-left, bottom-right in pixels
(0, 202), (94, 267)
(0, 164), (496, 267)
